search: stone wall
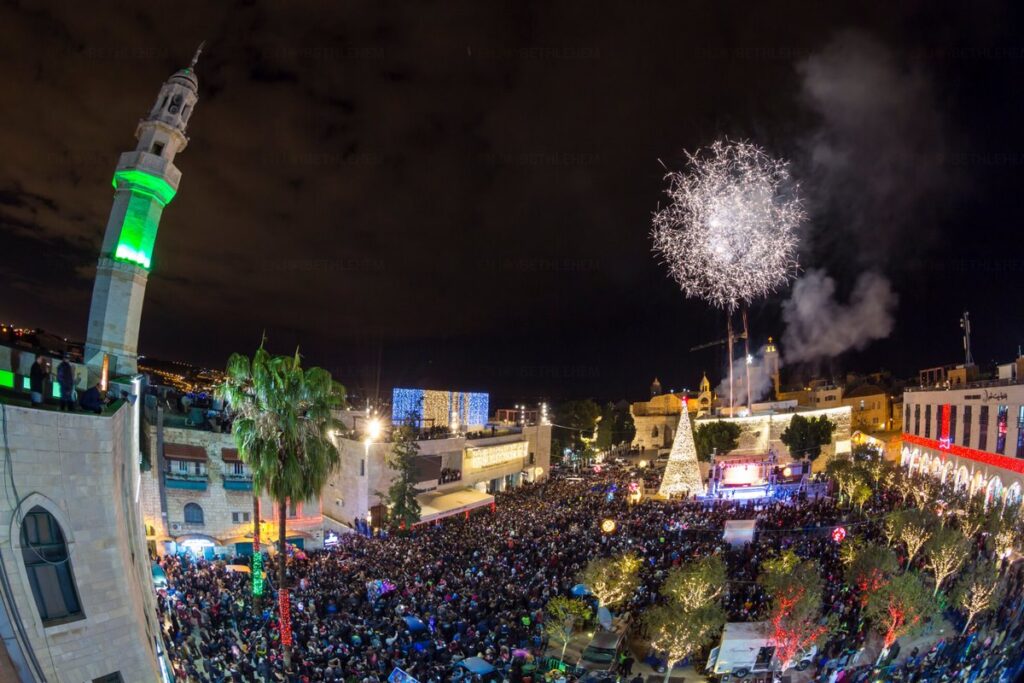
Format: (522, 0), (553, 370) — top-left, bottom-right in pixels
(0, 401), (162, 682)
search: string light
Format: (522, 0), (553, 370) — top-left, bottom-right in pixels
(279, 588), (293, 647)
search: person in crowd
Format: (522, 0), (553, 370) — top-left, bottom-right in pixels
(29, 354), (48, 406)
(56, 353), (76, 412)
(79, 382), (104, 414)
(153, 467), (1024, 683)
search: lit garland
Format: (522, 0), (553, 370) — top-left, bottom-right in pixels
(279, 588), (293, 647)
(252, 551), (264, 597)
(658, 401), (704, 497)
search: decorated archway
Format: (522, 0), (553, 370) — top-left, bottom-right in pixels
(955, 466), (970, 491)
(970, 470), (985, 497)
(986, 476), (1004, 508)
(1006, 482), (1022, 507)
(941, 460), (954, 485)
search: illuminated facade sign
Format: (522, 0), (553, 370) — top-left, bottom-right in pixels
(464, 441), (528, 473)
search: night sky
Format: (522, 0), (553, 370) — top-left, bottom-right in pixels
(2, 1), (1023, 407)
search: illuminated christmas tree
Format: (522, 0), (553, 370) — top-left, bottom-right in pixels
(658, 399), (704, 497)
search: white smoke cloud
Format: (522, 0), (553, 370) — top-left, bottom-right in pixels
(781, 269), (897, 363)
(715, 344), (775, 407)
(796, 31), (950, 266)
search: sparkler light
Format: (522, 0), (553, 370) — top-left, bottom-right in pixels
(651, 139), (803, 311)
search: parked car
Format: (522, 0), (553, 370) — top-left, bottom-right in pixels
(577, 630), (625, 673)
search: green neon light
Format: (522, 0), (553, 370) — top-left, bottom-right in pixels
(252, 552), (264, 596)
(51, 383), (61, 399)
(114, 244), (152, 269)
(22, 376), (31, 391)
(111, 168), (177, 205)
(111, 169), (175, 270)
(0, 370), (13, 389)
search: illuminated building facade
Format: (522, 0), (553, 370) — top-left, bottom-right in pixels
(84, 50), (201, 378)
(901, 380), (1024, 507)
(391, 388), (489, 431)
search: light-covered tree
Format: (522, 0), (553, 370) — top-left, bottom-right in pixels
(890, 509), (935, 569)
(580, 553), (642, 610)
(661, 556), (727, 611)
(865, 572), (937, 650)
(924, 526), (969, 596)
(544, 596), (593, 666)
(645, 603), (725, 683)
(758, 552), (833, 671)
(953, 561), (1005, 635)
(843, 542), (899, 607)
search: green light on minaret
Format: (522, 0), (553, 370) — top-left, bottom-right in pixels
(110, 168), (177, 270)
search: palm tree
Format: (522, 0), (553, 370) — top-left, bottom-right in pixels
(220, 344), (345, 671)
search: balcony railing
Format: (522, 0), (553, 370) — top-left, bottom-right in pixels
(165, 471), (209, 491)
(222, 473), (253, 491)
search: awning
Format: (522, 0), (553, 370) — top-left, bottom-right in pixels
(415, 488), (494, 525)
(222, 448), (241, 463)
(164, 443), (208, 461)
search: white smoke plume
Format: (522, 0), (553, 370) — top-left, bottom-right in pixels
(715, 344), (776, 407)
(796, 31), (950, 265)
(775, 31), (949, 365)
(782, 269), (898, 363)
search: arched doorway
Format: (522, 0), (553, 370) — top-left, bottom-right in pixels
(986, 476), (1004, 508)
(1006, 482), (1022, 507)
(941, 461), (954, 485)
(955, 466), (970, 492)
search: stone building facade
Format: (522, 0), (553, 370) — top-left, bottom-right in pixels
(0, 397), (164, 681)
(323, 424), (551, 531)
(140, 418), (325, 556)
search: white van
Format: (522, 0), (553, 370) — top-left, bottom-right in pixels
(705, 622), (816, 679)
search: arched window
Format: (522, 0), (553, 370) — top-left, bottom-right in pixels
(20, 507), (82, 625)
(651, 426), (659, 438)
(184, 503), (204, 525)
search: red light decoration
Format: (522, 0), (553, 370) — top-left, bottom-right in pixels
(769, 586), (828, 670)
(903, 433), (1024, 475)
(831, 526), (847, 543)
(939, 404), (951, 450)
(279, 588), (293, 647)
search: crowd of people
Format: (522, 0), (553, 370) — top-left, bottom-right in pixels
(155, 465), (1024, 683)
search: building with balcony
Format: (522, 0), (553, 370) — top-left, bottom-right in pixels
(322, 422), (551, 532)
(900, 379), (1024, 507)
(138, 414), (326, 558)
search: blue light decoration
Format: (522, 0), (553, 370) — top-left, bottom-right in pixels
(465, 392), (489, 428)
(392, 388), (425, 425)
(391, 388), (490, 428)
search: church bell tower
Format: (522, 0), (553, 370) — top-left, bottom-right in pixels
(85, 46), (202, 377)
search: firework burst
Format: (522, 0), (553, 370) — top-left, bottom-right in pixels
(652, 139), (803, 310)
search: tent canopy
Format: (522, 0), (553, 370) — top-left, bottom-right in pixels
(415, 488), (494, 525)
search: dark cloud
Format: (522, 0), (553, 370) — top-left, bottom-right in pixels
(0, 2), (1022, 403)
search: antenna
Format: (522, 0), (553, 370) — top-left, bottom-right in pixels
(190, 41), (206, 69)
(960, 310), (974, 367)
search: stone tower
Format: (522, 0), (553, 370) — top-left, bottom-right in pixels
(650, 377), (662, 398)
(84, 47), (202, 377)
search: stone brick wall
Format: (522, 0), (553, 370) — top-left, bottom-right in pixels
(0, 402), (162, 682)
